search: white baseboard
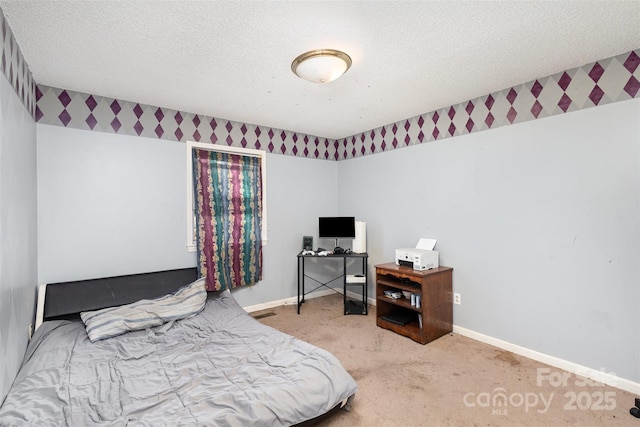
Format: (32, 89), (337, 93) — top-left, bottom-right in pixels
(453, 325), (640, 396)
(245, 292), (640, 395)
(243, 287), (376, 313)
(243, 288), (337, 313)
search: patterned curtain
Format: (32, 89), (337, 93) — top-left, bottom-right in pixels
(192, 149), (263, 291)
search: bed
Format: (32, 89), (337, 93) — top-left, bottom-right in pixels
(0, 268), (358, 426)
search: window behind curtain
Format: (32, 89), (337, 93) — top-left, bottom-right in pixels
(187, 142), (266, 291)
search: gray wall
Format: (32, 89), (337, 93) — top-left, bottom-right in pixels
(35, 99), (640, 387)
(36, 124), (338, 308)
(37, 125), (197, 282)
(338, 99), (640, 383)
(0, 74), (37, 400)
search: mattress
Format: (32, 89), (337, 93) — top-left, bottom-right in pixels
(0, 291), (357, 426)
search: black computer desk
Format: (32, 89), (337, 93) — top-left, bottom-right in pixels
(296, 251), (368, 315)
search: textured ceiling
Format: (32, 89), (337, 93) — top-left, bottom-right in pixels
(1, 1), (639, 139)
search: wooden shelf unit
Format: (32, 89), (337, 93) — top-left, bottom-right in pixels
(375, 263), (453, 344)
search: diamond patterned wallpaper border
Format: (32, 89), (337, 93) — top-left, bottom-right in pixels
(36, 87), (337, 160)
(337, 49), (639, 159)
(36, 48), (639, 161)
(0, 8), (35, 118)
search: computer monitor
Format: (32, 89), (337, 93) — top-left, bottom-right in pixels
(319, 217), (355, 250)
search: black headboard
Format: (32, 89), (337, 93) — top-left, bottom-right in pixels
(40, 268), (199, 324)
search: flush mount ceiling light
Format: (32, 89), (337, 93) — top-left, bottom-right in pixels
(291, 49), (352, 84)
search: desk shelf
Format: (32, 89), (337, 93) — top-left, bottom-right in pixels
(344, 274), (368, 315)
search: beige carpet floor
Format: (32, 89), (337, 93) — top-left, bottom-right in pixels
(252, 293), (638, 426)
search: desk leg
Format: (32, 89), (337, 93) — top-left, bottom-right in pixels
(363, 256), (368, 315)
(343, 257), (347, 315)
(297, 257), (301, 314)
(297, 256), (308, 314)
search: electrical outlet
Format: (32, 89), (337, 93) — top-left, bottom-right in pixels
(453, 293), (461, 305)
(28, 323), (33, 340)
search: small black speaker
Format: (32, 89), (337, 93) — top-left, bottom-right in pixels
(303, 236), (313, 251)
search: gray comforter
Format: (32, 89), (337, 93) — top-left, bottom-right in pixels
(0, 291), (357, 426)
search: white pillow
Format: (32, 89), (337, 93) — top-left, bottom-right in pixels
(80, 277), (207, 342)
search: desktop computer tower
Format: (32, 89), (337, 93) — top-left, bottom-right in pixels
(352, 221), (366, 253)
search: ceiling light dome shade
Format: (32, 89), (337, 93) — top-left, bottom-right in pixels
(291, 49), (352, 84)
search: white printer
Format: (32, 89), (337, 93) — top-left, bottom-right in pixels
(395, 238), (439, 270)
